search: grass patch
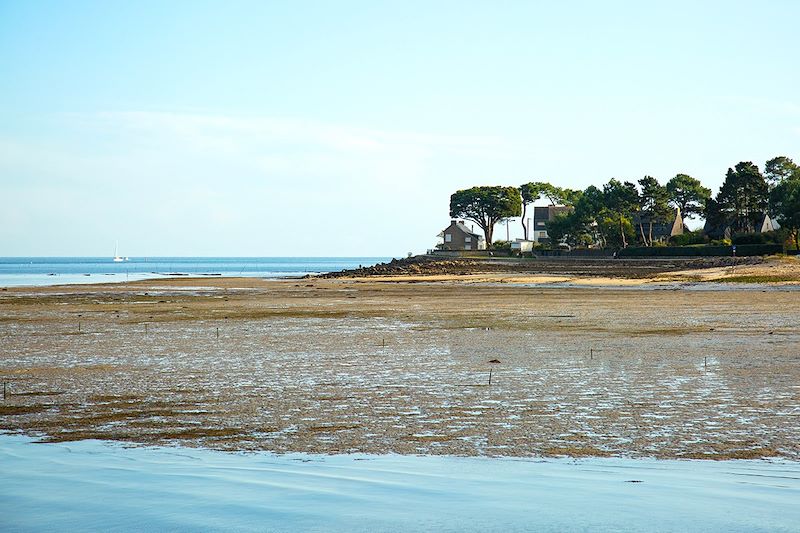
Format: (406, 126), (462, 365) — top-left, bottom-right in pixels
(716, 275), (800, 283)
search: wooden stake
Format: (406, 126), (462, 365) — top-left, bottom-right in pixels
(704, 356), (707, 370)
(590, 348), (593, 360)
(488, 368), (493, 386)
(216, 327), (219, 339)
(382, 338), (385, 348)
(3, 381), (6, 400)
(78, 321), (81, 333)
(145, 323), (148, 335)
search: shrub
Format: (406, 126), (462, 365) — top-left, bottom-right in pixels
(733, 229), (789, 246)
(670, 230), (708, 246)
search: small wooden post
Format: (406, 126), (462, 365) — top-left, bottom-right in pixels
(216, 327), (219, 339)
(382, 338), (385, 348)
(704, 356), (707, 370)
(78, 321), (81, 333)
(145, 323), (148, 335)
(488, 368), (493, 386)
(3, 381), (6, 400)
(590, 348), (593, 360)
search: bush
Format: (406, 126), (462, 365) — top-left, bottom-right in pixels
(733, 229), (788, 245)
(670, 230), (708, 246)
(490, 240), (512, 252)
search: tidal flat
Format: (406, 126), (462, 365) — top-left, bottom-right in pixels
(1, 276), (798, 459)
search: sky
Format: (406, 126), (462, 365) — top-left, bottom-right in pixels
(1, 1), (798, 256)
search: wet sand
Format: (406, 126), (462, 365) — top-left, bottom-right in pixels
(1, 273), (799, 459)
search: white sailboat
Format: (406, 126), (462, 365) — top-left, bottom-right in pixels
(113, 241), (128, 262)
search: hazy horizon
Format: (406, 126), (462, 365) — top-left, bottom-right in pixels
(2, 1), (798, 256)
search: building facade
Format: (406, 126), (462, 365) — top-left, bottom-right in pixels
(438, 220), (486, 251)
(532, 206), (573, 243)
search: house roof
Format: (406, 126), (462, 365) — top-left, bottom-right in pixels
(440, 221), (483, 239)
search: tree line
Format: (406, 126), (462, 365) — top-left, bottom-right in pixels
(449, 156), (800, 250)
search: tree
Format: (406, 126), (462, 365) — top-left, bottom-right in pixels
(560, 188), (583, 207)
(450, 186), (522, 245)
(519, 182), (583, 240)
(519, 182), (548, 240)
(638, 176), (671, 246)
(765, 156), (799, 188)
(771, 176), (800, 250)
(602, 179), (639, 248)
(665, 174), (711, 220)
(546, 211), (593, 248)
(716, 162), (769, 233)
(572, 185), (606, 247)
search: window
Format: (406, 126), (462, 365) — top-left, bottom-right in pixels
(465, 236), (471, 243)
(445, 233), (452, 243)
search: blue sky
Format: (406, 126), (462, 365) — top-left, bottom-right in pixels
(1, 1), (798, 256)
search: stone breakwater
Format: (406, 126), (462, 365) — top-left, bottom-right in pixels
(319, 255), (763, 279)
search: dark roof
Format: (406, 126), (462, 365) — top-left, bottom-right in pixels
(443, 221), (483, 239)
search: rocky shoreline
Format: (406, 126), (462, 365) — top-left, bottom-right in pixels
(320, 254), (764, 279)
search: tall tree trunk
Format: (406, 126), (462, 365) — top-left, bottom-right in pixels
(521, 203), (528, 240)
(619, 218), (627, 248)
(648, 222), (654, 246)
(639, 222), (647, 246)
(483, 222), (493, 247)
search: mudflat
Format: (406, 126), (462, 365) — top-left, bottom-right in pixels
(1, 268), (799, 459)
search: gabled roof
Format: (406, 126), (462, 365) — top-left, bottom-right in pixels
(454, 222), (482, 238)
(441, 220), (483, 239)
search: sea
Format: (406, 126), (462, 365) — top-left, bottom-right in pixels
(0, 257), (391, 287)
(2, 434), (798, 532)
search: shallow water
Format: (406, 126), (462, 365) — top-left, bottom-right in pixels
(1, 434), (798, 532)
(0, 257), (390, 287)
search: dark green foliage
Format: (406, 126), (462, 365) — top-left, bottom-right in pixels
(765, 156), (799, 187)
(489, 240), (512, 252)
(716, 162), (769, 233)
(601, 179), (639, 248)
(732, 230), (788, 246)
(545, 212), (594, 248)
(666, 174), (711, 220)
(670, 230), (708, 246)
(450, 186), (522, 245)
(518, 182), (583, 239)
(637, 176), (672, 246)
(770, 176), (800, 250)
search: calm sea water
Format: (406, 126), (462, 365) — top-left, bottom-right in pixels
(0, 257), (391, 287)
(2, 434), (799, 532)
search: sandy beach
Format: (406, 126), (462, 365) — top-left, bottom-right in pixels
(2, 259), (799, 459)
